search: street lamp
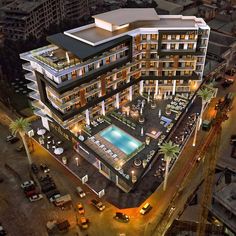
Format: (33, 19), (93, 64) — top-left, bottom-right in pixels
(75, 157), (79, 166)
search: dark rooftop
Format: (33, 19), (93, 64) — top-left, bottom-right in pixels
(47, 33), (131, 61)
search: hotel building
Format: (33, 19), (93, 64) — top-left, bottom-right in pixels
(20, 8), (210, 193)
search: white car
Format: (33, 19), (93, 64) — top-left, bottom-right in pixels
(29, 194), (43, 202)
(49, 194), (61, 202)
(21, 180), (34, 189)
(76, 186), (86, 198)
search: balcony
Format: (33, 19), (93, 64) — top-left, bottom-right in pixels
(31, 100), (44, 110)
(29, 91), (40, 100)
(27, 82), (38, 91)
(25, 73), (36, 82)
(22, 62), (33, 71)
(34, 108), (46, 118)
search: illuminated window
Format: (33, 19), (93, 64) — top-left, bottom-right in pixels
(171, 35), (176, 40)
(162, 34), (167, 39)
(151, 34), (157, 40)
(189, 34), (195, 40)
(188, 43), (194, 49)
(170, 44), (175, 50)
(180, 35), (185, 40)
(142, 44), (147, 50)
(142, 34), (147, 40)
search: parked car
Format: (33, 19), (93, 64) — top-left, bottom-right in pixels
(23, 184), (36, 192)
(140, 203), (152, 215)
(39, 175), (52, 182)
(0, 225), (6, 236)
(40, 163), (50, 173)
(29, 194), (43, 202)
(49, 194), (61, 202)
(25, 189), (38, 197)
(31, 163), (39, 174)
(45, 189), (60, 199)
(76, 186), (86, 198)
(222, 78), (234, 88)
(41, 183), (56, 193)
(230, 134), (236, 145)
(91, 199), (105, 211)
(21, 180), (34, 189)
(77, 203), (85, 215)
(6, 135), (19, 144)
(79, 217), (89, 229)
(114, 212), (130, 223)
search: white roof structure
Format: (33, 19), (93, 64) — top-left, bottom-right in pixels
(92, 8), (160, 26)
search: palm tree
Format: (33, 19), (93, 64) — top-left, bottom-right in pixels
(10, 118), (32, 165)
(159, 141), (180, 191)
(197, 88), (213, 129)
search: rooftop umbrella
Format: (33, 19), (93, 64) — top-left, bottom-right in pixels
(54, 147), (64, 155)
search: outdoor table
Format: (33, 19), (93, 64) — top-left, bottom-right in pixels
(47, 136), (52, 139)
(52, 145), (56, 149)
(57, 141), (62, 145)
(47, 141), (51, 144)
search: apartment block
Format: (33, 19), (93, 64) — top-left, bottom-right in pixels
(20, 8), (210, 192)
(1, 0), (64, 40)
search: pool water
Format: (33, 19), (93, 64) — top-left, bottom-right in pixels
(100, 125), (142, 155)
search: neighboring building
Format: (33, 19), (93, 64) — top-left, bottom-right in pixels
(154, 0), (183, 15)
(64, 0), (89, 21)
(20, 8), (210, 192)
(0, 0), (64, 40)
(199, 4), (218, 21)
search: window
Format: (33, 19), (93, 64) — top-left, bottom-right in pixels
(171, 35), (176, 40)
(179, 44), (184, 50)
(184, 70), (190, 75)
(170, 44), (175, 50)
(142, 44), (147, 50)
(151, 34), (157, 40)
(142, 34), (147, 40)
(180, 35), (185, 40)
(188, 43), (194, 49)
(161, 44), (167, 50)
(189, 34), (195, 40)
(151, 44), (156, 50)
(162, 34), (167, 40)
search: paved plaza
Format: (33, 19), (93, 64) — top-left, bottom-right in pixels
(30, 92), (202, 208)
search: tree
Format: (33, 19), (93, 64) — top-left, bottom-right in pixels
(159, 141), (180, 191)
(197, 88), (213, 129)
(10, 118), (32, 165)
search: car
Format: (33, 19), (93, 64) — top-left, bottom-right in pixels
(39, 175), (52, 182)
(31, 163), (39, 174)
(114, 212), (130, 223)
(231, 145), (236, 159)
(76, 186), (86, 198)
(45, 189), (60, 199)
(24, 184), (36, 192)
(7, 135), (19, 144)
(0, 225), (6, 236)
(140, 203), (152, 215)
(91, 199), (105, 211)
(29, 194), (43, 202)
(49, 194), (61, 202)
(77, 203), (85, 215)
(230, 135), (236, 145)
(25, 189), (38, 197)
(79, 217), (89, 229)
(221, 81), (231, 88)
(40, 163), (50, 173)
(21, 180), (34, 189)
(41, 183), (56, 193)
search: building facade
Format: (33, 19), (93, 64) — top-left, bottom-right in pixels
(20, 8), (210, 192)
(0, 0), (64, 40)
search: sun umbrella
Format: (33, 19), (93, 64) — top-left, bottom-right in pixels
(78, 135), (85, 141)
(37, 128), (46, 136)
(54, 147), (64, 155)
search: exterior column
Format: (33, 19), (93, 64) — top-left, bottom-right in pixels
(129, 86), (132, 101)
(85, 109), (90, 125)
(116, 93), (119, 109)
(101, 101), (105, 116)
(172, 80), (176, 95)
(155, 80), (159, 95)
(139, 81), (144, 95)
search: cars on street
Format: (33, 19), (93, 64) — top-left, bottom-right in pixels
(76, 186), (86, 198)
(221, 78), (234, 88)
(114, 212), (130, 223)
(49, 194), (61, 202)
(140, 203), (152, 215)
(6, 135), (19, 144)
(91, 199), (105, 211)
(77, 203), (85, 215)
(25, 189), (38, 197)
(29, 194), (43, 202)
(21, 180), (34, 189)
(31, 163), (39, 174)
(79, 217), (89, 229)
(40, 163), (50, 173)
(41, 183), (56, 193)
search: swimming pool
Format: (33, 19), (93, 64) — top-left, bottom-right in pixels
(100, 125), (142, 155)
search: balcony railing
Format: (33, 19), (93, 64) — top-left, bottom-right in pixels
(22, 62), (33, 71)
(27, 82), (38, 91)
(29, 91), (40, 100)
(25, 73), (36, 82)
